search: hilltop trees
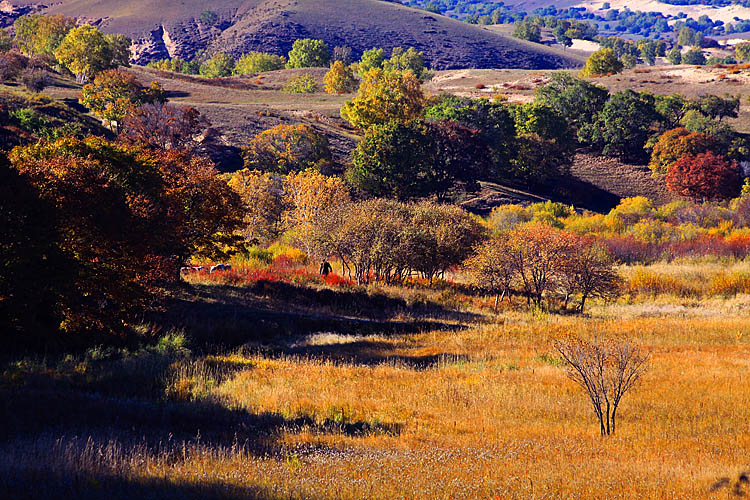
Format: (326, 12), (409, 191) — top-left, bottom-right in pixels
(199, 52), (235, 78)
(55, 26), (128, 83)
(234, 51), (286, 74)
(341, 68), (426, 129)
(286, 39), (330, 68)
(14, 14), (76, 57)
(243, 124), (332, 174)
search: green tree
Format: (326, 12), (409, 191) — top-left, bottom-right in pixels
(199, 52), (235, 78)
(105, 34), (132, 68)
(324, 61), (358, 94)
(348, 120), (436, 200)
(620, 52), (637, 69)
(358, 48), (385, 76)
(579, 90), (658, 162)
(693, 94), (739, 121)
(283, 73), (319, 94)
(513, 20), (541, 43)
(54, 25), (114, 83)
(0, 28), (12, 52)
(654, 93), (690, 130)
(681, 47), (706, 65)
(14, 14), (76, 57)
(286, 38), (330, 68)
(677, 26), (700, 47)
(234, 51), (286, 74)
(535, 73), (609, 134)
(200, 10), (219, 26)
(736, 42), (750, 62)
(580, 48), (624, 77)
(341, 68), (426, 129)
(383, 47), (426, 79)
(511, 102), (575, 182)
(667, 45), (682, 65)
(637, 39), (658, 65)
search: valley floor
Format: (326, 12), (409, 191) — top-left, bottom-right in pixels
(2, 261), (750, 499)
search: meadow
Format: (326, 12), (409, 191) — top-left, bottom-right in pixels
(2, 257), (750, 500)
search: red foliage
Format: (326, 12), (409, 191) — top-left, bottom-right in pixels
(665, 152), (740, 201)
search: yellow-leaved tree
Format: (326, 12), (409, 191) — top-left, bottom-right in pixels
(324, 60), (358, 94)
(55, 25), (115, 83)
(340, 68), (425, 129)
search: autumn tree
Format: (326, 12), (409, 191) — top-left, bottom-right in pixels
(80, 69), (167, 132)
(199, 52), (235, 78)
(465, 237), (516, 309)
(120, 103), (211, 153)
(665, 151), (740, 201)
(14, 14), (76, 57)
(234, 51), (286, 74)
(580, 48), (624, 77)
(54, 25), (118, 83)
(557, 235), (622, 312)
(408, 201), (486, 284)
(286, 38), (330, 68)
(649, 127), (720, 176)
(7, 137), (243, 335)
(283, 169), (350, 254)
(555, 336), (649, 436)
(324, 60), (358, 94)
(341, 68), (426, 129)
(0, 51), (28, 83)
(243, 124), (332, 174)
(226, 168), (285, 243)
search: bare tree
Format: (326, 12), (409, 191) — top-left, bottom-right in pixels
(558, 236), (623, 313)
(555, 336), (649, 436)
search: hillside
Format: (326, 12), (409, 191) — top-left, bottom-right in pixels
(6, 0), (584, 69)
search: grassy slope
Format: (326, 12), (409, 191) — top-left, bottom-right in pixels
(2, 262), (750, 499)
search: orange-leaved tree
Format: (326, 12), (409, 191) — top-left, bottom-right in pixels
(665, 151), (740, 201)
(8, 137), (242, 335)
(649, 127), (720, 176)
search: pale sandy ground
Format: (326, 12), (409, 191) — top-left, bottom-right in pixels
(578, 0), (750, 24)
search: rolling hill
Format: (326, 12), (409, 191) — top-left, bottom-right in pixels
(7, 0), (584, 69)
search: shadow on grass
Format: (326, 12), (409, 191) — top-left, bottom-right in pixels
(154, 281), (477, 350)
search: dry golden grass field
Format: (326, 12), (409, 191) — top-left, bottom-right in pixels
(2, 260), (750, 499)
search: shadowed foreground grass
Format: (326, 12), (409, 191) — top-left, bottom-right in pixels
(2, 264), (750, 499)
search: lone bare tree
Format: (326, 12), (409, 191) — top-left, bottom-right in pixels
(555, 336), (649, 436)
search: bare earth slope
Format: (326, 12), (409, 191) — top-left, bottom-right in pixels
(10, 0), (583, 69)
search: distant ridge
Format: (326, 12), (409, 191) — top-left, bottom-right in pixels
(13, 0), (584, 69)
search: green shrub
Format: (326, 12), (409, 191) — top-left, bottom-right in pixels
(234, 51), (286, 74)
(284, 73), (318, 94)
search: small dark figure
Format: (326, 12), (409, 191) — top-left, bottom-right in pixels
(319, 261), (333, 276)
